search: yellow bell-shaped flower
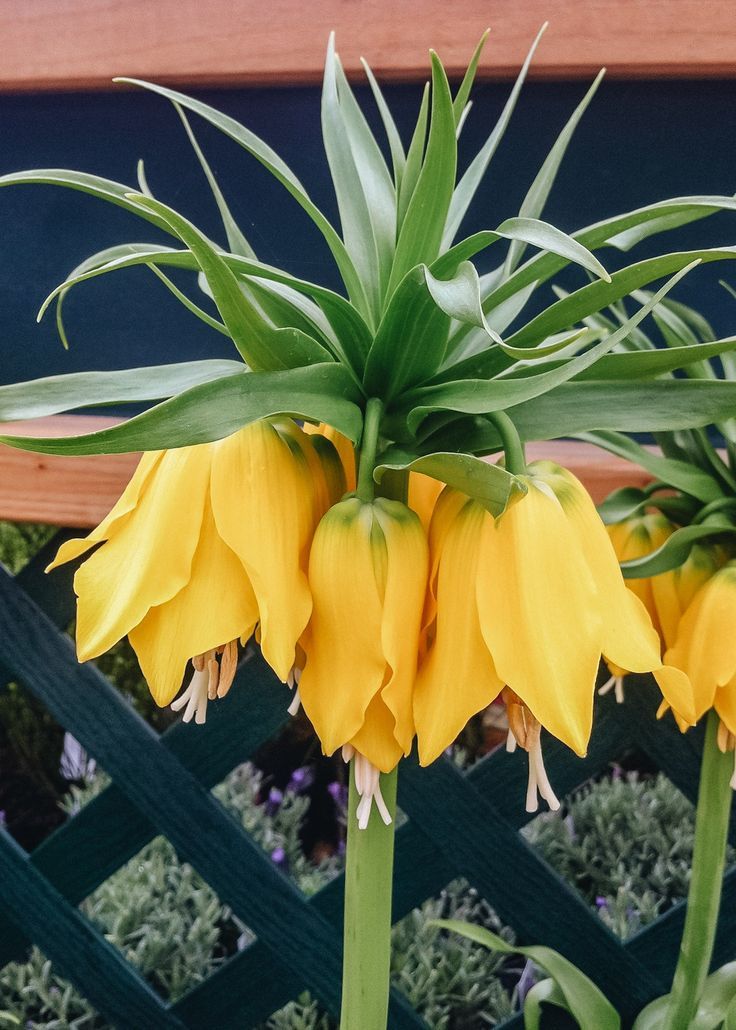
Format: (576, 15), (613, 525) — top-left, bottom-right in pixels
(665, 561), (736, 736)
(414, 461), (695, 811)
(299, 495), (428, 780)
(49, 419), (339, 717)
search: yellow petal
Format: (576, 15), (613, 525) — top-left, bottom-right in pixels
(408, 472), (444, 531)
(211, 421), (312, 681)
(665, 565), (736, 721)
(349, 693), (404, 772)
(477, 481), (601, 757)
(299, 498), (386, 755)
(303, 421), (356, 491)
(128, 497), (259, 706)
(73, 445), (212, 661)
(373, 497), (428, 756)
(532, 462), (664, 673)
(47, 450), (163, 570)
(653, 665), (697, 727)
(715, 678), (736, 738)
(423, 487), (469, 636)
(414, 499), (503, 765)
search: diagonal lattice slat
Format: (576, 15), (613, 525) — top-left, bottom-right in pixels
(1, 538), (735, 1029)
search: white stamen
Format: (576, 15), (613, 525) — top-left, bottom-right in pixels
(342, 748), (392, 829)
(598, 673), (625, 704)
(506, 729), (518, 754)
(730, 751), (736, 791)
(287, 687), (301, 717)
(525, 737), (560, 813)
(171, 668), (209, 724)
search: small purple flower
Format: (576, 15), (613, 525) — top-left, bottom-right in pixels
(289, 766), (314, 793)
(0, 810), (6, 827)
(266, 787), (284, 814)
(595, 896), (609, 910)
(328, 781), (348, 808)
(271, 846), (288, 869)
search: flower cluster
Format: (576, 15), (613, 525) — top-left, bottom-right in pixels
(605, 513), (736, 781)
(54, 420), (688, 825)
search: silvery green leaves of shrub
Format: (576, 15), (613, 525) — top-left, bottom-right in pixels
(432, 920), (620, 1030)
(633, 963), (736, 1029)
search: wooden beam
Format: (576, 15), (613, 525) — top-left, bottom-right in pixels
(0, 416), (649, 528)
(0, 1), (735, 93)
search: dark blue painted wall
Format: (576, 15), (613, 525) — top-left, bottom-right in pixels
(0, 78), (735, 387)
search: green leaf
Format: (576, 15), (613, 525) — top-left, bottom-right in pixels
(434, 920), (620, 1030)
(0, 168), (176, 233)
(363, 264), (452, 400)
(374, 451), (526, 516)
(597, 486), (654, 524)
(41, 243), (372, 376)
(576, 430), (723, 502)
(173, 102), (256, 259)
(692, 962), (736, 1029)
(419, 379), (736, 454)
(523, 979), (570, 1030)
(496, 215), (610, 283)
(478, 196), (736, 319)
(127, 193), (332, 371)
(360, 58), (406, 190)
(114, 77), (371, 319)
(398, 83), (430, 228)
(443, 24), (546, 247)
(0, 364), (363, 454)
(575, 337), (736, 380)
(322, 36), (384, 323)
(146, 264), (229, 337)
(0, 360), (243, 421)
(622, 521), (736, 577)
(452, 30), (490, 125)
(504, 69), (605, 275)
(631, 995), (670, 1030)
(405, 264), (695, 434)
(388, 53), (457, 294)
(506, 248), (736, 351)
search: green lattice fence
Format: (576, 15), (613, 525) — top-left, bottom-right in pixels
(1, 528), (735, 1029)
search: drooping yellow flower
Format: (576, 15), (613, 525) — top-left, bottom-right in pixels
(665, 563), (736, 746)
(414, 461), (694, 810)
(50, 419), (338, 717)
(299, 495), (428, 821)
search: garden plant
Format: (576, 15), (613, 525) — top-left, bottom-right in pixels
(2, 26), (736, 1029)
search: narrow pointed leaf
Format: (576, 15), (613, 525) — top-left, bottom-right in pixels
(505, 69), (605, 274)
(577, 429), (723, 501)
(452, 30), (490, 125)
(361, 58), (406, 189)
(443, 24), (546, 247)
(506, 248), (736, 351)
(127, 192), (332, 370)
(434, 921), (620, 1030)
(406, 264), (695, 433)
(389, 54), (456, 293)
(398, 83), (430, 227)
(0, 365), (363, 454)
(114, 77), (370, 317)
(0, 360), (243, 421)
(622, 521), (736, 578)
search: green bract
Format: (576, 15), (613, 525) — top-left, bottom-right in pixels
(1, 31), (736, 513)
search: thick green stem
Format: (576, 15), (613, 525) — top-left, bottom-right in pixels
(487, 411), (527, 475)
(356, 397), (384, 502)
(664, 710), (733, 1030)
(340, 764), (398, 1030)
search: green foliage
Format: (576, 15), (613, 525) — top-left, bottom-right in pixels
(1, 768), (717, 1027)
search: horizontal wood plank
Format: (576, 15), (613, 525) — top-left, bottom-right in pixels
(0, 415), (649, 527)
(1, 1), (735, 93)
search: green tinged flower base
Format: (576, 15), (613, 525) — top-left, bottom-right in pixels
(340, 763), (398, 1030)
